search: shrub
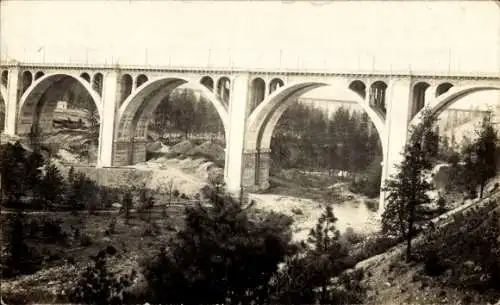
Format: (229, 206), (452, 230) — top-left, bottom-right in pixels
(351, 234), (400, 263)
(364, 199), (379, 213)
(68, 249), (136, 305)
(141, 192), (295, 304)
(415, 202), (500, 295)
(108, 217), (117, 234)
(80, 233), (93, 247)
(1, 212), (43, 278)
(40, 218), (67, 244)
(343, 227), (365, 245)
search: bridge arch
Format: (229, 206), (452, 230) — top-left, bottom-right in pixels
(116, 76), (229, 142)
(22, 71), (33, 94)
(200, 76), (215, 91)
(411, 81), (431, 119)
(250, 77), (266, 112)
(1, 71), (8, 87)
(244, 80), (386, 196)
(119, 74), (134, 105)
(435, 82), (454, 97)
(136, 74), (148, 88)
(216, 77), (231, 104)
(34, 71), (45, 80)
(349, 80), (366, 99)
(0, 84), (7, 103)
(17, 73), (103, 135)
(92, 73), (103, 95)
(0, 85), (6, 132)
(246, 80), (386, 157)
(368, 81), (388, 117)
(410, 84), (500, 129)
(269, 78), (284, 94)
(80, 72), (91, 82)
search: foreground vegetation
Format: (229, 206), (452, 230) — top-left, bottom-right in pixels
(1, 107), (498, 304)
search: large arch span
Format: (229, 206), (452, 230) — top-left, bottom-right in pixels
(17, 73), (103, 135)
(410, 85), (500, 129)
(116, 76), (229, 141)
(246, 81), (386, 155)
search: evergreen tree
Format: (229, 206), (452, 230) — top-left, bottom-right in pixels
(471, 112), (498, 198)
(2, 210), (41, 277)
(306, 205), (349, 302)
(25, 151), (44, 195)
(142, 191), (294, 304)
(0, 142), (27, 203)
(122, 190), (133, 224)
(37, 162), (66, 206)
(67, 171), (98, 211)
(382, 108), (436, 262)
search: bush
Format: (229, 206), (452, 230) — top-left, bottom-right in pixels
(364, 199), (379, 213)
(40, 218), (67, 244)
(1, 212), (43, 278)
(414, 202), (500, 296)
(343, 227), (365, 245)
(141, 192), (295, 304)
(80, 233), (93, 247)
(68, 249), (136, 305)
(351, 234), (401, 263)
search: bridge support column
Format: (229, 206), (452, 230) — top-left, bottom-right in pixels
(97, 70), (119, 168)
(224, 74), (251, 195)
(4, 67), (20, 136)
(379, 78), (413, 216)
(111, 137), (147, 166)
(241, 148), (271, 191)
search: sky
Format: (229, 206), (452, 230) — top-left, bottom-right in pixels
(1, 0), (499, 107)
(1, 0), (499, 73)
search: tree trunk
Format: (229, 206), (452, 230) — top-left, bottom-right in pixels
(406, 204), (415, 262)
(480, 181), (485, 199)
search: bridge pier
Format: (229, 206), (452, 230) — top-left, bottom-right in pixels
(97, 70), (119, 168)
(224, 74), (252, 195)
(4, 66), (20, 136)
(241, 148), (271, 191)
(111, 137), (148, 166)
(378, 78), (413, 215)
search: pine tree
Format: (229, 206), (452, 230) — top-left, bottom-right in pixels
(472, 112), (498, 198)
(37, 162), (66, 206)
(122, 190), (133, 224)
(382, 108), (436, 262)
(2, 211), (41, 277)
(0, 142), (27, 203)
(306, 205), (349, 301)
(25, 151), (44, 195)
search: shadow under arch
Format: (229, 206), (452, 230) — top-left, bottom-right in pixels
(247, 81), (386, 155)
(0, 85), (5, 132)
(17, 73), (103, 136)
(410, 85), (500, 129)
(116, 76), (229, 142)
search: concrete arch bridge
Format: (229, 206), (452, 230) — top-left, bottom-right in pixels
(1, 61), (499, 214)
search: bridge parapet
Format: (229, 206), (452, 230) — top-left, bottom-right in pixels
(1, 61), (499, 81)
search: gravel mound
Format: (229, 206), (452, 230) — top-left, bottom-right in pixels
(170, 140), (197, 155)
(185, 141), (225, 163)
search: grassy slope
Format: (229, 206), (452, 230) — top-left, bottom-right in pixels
(361, 189), (500, 305)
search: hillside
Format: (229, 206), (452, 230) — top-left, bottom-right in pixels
(359, 184), (500, 305)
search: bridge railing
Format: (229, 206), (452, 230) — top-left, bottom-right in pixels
(1, 60), (499, 79)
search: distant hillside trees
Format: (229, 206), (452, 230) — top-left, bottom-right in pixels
(150, 88), (224, 139)
(271, 103), (382, 177)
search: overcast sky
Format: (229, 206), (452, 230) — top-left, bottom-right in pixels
(1, 0), (499, 107)
(1, 0), (499, 73)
